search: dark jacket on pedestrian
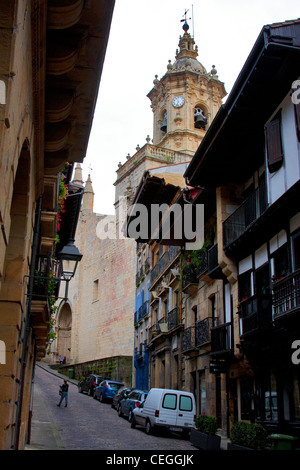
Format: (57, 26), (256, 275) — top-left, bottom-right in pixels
(60, 382), (69, 393)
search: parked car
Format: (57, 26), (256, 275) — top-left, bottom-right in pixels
(130, 388), (196, 435)
(94, 380), (124, 402)
(78, 374), (104, 396)
(111, 386), (133, 410)
(118, 389), (148, 422)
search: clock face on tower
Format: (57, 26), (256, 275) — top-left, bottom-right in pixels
(172, 96), (185, 108)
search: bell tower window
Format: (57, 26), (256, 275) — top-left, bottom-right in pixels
(160, 111), (167, 133)
(194, 107), (207, 130)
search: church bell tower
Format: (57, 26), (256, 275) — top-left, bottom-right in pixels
(148, 20), (227, 155)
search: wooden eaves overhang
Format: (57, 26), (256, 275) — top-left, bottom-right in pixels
(184, 19), (300, 188)
(30, 0), (115, 356)
(125, 169), (204, 247)
(125, 170), (185, 245)
(32, 0), (115, 196)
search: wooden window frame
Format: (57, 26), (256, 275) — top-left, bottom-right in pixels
(265, 111), (284, 173)
(294, 102), (300, 141)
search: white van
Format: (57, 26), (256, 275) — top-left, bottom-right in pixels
(131, 388), (196, 435)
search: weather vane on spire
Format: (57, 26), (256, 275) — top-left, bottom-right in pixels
(181, 7), (194, 37)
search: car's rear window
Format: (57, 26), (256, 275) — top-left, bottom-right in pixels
(162, 393), (177, 410)
(179, 395), (193, 411)
(108, 382), (123, 389)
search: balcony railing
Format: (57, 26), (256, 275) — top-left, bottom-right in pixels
(134, 300), (149, 325)
(211, 321), (232, 355)
(158, 315), (168, 332)
(148, 306), (181, 342)
(223, 184), (268, 249)
(168, 306), (180, 330)
(150, 246), (180, 285)
(148, 323), (160, 341)
(136, 258), (151, 285)
(238, 293), (272, 336)
(273, 270), (300, 320)
(182, 317), (214, 353)
(182, 251), (208, 286)
(196, 317), (215, 345)
(32, 254), (60, 301)
(182, 326), (195, 353)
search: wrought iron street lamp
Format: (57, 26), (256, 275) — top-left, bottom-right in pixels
(58, 239), (82, 299)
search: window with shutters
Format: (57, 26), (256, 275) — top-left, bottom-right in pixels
(265, 112), (284, 173)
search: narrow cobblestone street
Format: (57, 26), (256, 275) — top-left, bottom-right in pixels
(23, 365), (279, 466)
(29, 365), (196, 451)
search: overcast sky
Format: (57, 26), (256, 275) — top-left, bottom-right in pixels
(81, 0), (300, 215)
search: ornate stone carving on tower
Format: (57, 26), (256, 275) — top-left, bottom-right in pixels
(148, 20), (227, 155)
(115, 20), (226, 221)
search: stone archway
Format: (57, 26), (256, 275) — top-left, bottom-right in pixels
(57, 302), (72, 363)
(1, 140), (31, 298)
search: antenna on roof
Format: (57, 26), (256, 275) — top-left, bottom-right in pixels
(192, 4), (194, 38)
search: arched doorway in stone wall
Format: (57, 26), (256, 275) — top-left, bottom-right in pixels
(57, 302), (72, 363)
(1, 140), (31, 297)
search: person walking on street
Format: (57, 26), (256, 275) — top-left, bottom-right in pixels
(57, 379), (69, 407)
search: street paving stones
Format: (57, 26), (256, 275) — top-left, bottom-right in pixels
(26, 364), (195, 451)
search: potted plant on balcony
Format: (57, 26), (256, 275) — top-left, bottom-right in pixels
(190, 415), (221, 450)
(228, 421), (268, 450)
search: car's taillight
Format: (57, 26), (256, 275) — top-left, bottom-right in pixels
(92, 381), (96, 386)
(135, 401), (140, 408)
(106, 383), (109, 388)
(155, 410), (159, 417)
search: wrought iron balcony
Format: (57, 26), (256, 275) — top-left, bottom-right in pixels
(150, 246), (180, 285)
(182, 317), (214, 354)
(158, 315), (168, 332)
(211, 321), (232, 355)
(196, 317), (215, 345)
(148, 306), (181, 343)
(168, 306), (180, 330)
(223, 184), (268, 251)
(182, 251), (208, 286)
(32, 254), (60, 301)
(136, 258), (151, 285)
(238, 293), (272, 336)
(273, 269), (300, 320)
(148, 323), (160, 341)
(134, 300), (149, 325)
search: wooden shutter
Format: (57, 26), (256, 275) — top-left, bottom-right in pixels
(265, 115), (284, 173)
(294, 103), (300, 141)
